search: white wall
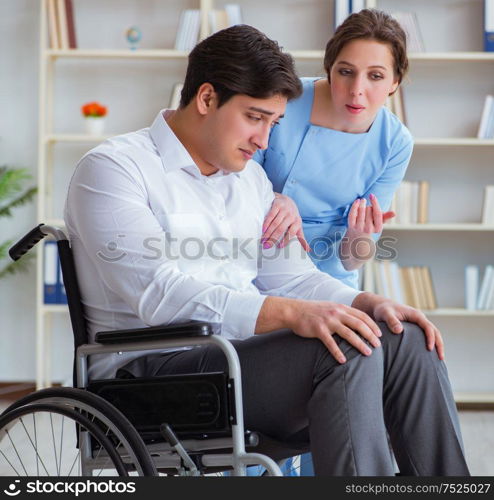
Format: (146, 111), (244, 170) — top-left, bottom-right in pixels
(0, 0), (41, 381)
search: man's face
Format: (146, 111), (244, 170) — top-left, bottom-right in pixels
(198, 93), (287, 175)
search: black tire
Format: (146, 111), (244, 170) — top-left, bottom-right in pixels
(0, 403), (128, 476)
(1, 387), (157, 476)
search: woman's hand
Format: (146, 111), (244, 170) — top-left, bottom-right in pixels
(340, 194), (395, 270)
(347, 193), (395, 239)
(262, 193), (310, 251)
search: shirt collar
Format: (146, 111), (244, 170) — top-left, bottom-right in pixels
(149, 109), (241, 178)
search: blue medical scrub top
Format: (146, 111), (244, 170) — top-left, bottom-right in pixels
(254, 78), (413, 289)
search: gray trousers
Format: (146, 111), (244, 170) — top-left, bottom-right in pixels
(117, 321), (470, 476)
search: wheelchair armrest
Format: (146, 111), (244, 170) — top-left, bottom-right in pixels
(95, 320), (214, 344)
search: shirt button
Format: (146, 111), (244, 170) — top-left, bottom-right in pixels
(290, 179), (297, 184)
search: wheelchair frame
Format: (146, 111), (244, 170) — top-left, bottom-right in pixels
(3, 223), (284, 476)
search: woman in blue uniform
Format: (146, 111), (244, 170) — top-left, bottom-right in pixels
(255, 9), (413, 474)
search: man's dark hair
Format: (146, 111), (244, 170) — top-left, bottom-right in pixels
(179, 24), (302, 108)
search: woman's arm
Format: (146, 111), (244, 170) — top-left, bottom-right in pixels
(340, 128), (414, 271)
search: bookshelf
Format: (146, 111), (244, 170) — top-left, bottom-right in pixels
(369, 0), (494, 404)
(35, 0), (213, 389)
(34, 0), (494, 404)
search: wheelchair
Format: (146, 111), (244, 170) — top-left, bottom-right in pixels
(1, 224), (305, 476)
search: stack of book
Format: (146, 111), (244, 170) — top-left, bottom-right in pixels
(46, 0), (77, 49)
(465, 265), (494, 310)
(43, 241), (67, 305)
(391, 11), (425, 52)
(481, 185), (494, 224)
(209, 4), (242, 34)
(363, 260), (437, 309)
(477, 95), (494, 139)
(387, 180), (429, 225)
(174, 10), (201, 51)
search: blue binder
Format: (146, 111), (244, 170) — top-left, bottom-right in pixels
(43, 241), (58, 304)
(485, 0), (494, 51)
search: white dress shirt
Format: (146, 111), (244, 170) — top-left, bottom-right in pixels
(64, 110), (361, 379)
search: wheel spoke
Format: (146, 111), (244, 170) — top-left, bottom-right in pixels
(33, 413), (39, 476)
(19, 416), (50, 475)
(58, 416), (64, 476)
(49, 413), (60, 475)
(0, 448), (22, 476)
(67, 448), (81, 476)
(6, 428), (28, 476)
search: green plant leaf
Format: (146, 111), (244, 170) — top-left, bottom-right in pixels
(0, 240), (13, 261)
(0, 166), (32, 202)
(0, 186), (37, 218)
(0, 252), (34, 279)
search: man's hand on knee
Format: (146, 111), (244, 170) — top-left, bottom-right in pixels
(352, 292), (445, 360)
(285, 300), (382, 364)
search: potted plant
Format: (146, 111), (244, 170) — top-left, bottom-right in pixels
(81, 101), (108, 135)
(0, 166), (37, 278)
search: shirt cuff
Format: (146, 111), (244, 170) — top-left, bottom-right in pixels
(221, 291), (267, 339)
(330, 288), (362, 307)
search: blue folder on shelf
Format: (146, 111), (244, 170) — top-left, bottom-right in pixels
(485, 0), (494, 51)
(43, 241), (58, 304)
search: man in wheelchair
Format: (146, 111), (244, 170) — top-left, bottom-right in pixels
(63, 25), (469, 476)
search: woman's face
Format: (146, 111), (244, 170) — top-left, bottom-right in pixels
(329, 38), (399, 133)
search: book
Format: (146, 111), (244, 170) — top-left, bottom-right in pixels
(465, 265), (479, 311)
(417, 181), (429, 224)
(407, 267), (421, 308)
(420, 266), (436, 309)
(391, 87), (407, 125)
(65, 0), (77, 49)
(389, 261), (404, 303)
(400, 267), (412, 306)
(47, 0), (60, 49)
(362, 260), (374, 293)
(481, 185), (494, 224)
(485, 0), (494, 52)
(225, 4), (242, 26)
(209, 9), (229, 34)
(350, 1), (366, 13)
(175, 10), (191, 50)
(412, 266), (425, 309)
(477, 95), (494, 138)
(477, 265), (494, 309)
(390, 180), (430, 225)
(169, 83), (183, 109)
(373, 261), (385, 296)
(334, 0), (350, 30)
(56, 0), (69, 50)
(483, 266), (494, 310)
(392, 12), (424, 52)
(382, 260), (395, 300)
(44, 241), (58, 304)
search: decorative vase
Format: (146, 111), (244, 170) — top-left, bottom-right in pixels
(84, 117), (105, 135)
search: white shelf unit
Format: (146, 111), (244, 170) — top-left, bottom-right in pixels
(36, 0), (214, 389)
(35, 0), (494, 403)
(370, 0), (494, 403)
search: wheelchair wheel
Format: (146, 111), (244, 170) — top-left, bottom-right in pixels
(0, 387), (157, 476)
